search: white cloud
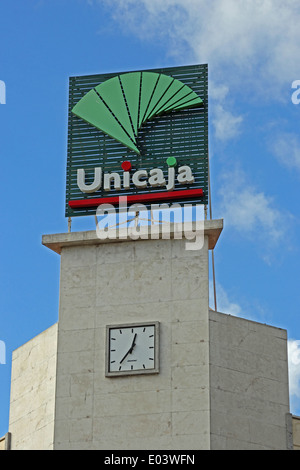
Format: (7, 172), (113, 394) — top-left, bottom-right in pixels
(209, 280), (242, 316)
(212, 104), (243, 141)
(209, 82), (244, 141)
(272, 133), (300, 173)
(218, 166), (285, 244)
(209, 82), (230, 103)
(99, 0), (300, 95)
(97, 0), (300, 141)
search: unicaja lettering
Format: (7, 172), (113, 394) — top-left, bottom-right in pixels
(77, 164), (195, 194)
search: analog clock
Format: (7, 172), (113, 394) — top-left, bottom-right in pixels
(105, 322), (159, 376)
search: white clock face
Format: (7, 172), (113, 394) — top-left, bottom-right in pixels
(106, 323), (159, 376)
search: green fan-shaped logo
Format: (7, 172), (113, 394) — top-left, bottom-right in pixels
(72, 71), (203, 155)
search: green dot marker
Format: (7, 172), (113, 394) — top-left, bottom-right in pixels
(166, 156), (177, 167)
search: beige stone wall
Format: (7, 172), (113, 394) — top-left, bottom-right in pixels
(293, 416), (300, 450)
(0, 437), (5, 450)
(8, 324), (58, 450)
(53, 232), (211, 450)
(209, 310), (290, 450)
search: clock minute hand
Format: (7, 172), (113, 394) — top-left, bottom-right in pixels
(119, 349), (130, 364)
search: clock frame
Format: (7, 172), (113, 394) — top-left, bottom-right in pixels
(105, 322), (160, 377)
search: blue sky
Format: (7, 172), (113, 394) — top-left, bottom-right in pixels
(1, 0), (300, 438)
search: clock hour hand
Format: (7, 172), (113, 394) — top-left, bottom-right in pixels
(129, 333), (137, 353)
(119, 333), (137, 364)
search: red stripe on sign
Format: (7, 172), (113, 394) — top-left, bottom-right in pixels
(69, 188), (204, 209)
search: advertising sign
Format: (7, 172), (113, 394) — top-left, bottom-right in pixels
(66, 64), (208, 217)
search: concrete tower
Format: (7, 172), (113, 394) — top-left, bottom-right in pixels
(7, 220), (293, 450)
